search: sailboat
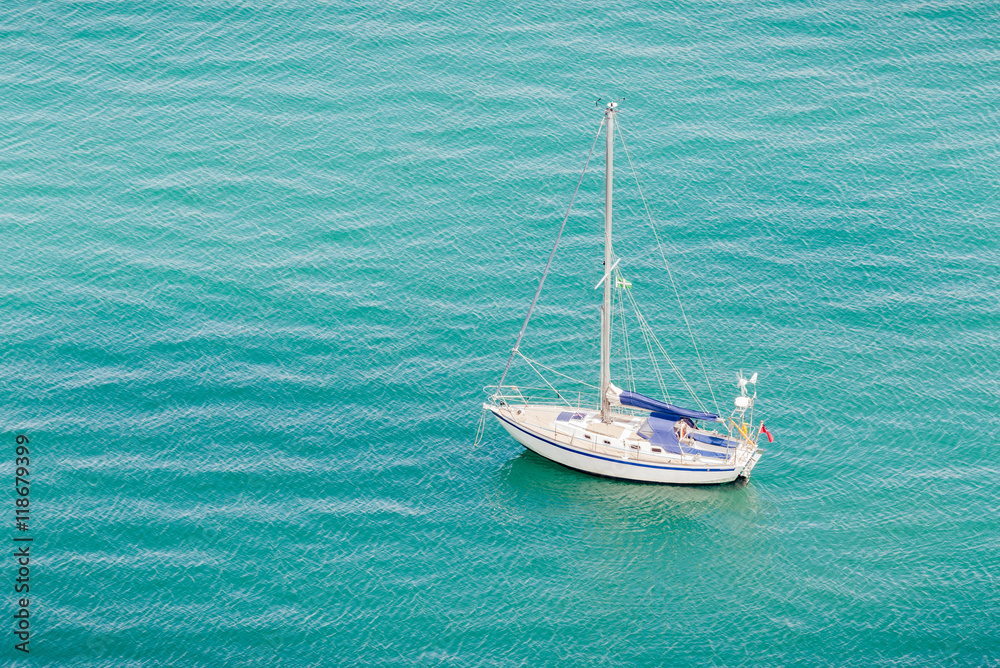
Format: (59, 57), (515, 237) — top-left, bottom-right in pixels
(480, 101), (768, 485)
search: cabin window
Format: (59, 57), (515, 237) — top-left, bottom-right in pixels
(603, 439), (611, 445)
(651, 447), (662, 453)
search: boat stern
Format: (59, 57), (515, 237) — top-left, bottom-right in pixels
(738, 447), (764, 480)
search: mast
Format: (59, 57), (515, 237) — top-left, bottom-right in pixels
(600, 102), (616, 421)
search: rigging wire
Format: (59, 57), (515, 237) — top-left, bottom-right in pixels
(615, 273), (637, 394)
(517, 351), (572, 407)
(622, 285), (707, 412)
(615, 120), (721, 415)
(496, 117), (606, 391)
(628, 289), (705, 411)
(616, 265), (666, 399)
(616, 268), (666, 400)
(516, 351), (599, 389)
(629, 288), (673, 405)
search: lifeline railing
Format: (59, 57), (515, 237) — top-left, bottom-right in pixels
(483, 385), (598, 411)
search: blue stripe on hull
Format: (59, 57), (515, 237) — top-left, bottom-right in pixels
(492, 411), (736, 474)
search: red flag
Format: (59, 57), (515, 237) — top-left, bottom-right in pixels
(758, 422), (773, 443)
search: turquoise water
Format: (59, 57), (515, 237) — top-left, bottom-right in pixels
(2, 0), (999, 665)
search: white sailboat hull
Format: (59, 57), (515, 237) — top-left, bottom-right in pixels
(490, 406), (759, 485)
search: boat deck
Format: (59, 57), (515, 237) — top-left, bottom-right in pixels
(493, 403), (757, 469)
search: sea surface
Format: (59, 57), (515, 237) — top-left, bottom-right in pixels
(1, 1), (999, 665)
